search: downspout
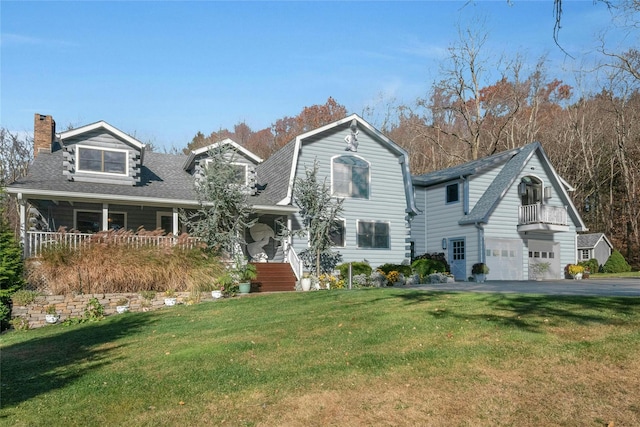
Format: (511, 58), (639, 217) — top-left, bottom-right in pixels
(475, 222), (485, 264)
(461, 176), (469, 215)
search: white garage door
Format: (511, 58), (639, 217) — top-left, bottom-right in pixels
(527, 240), (561, 280)
(485, 238), (523, 280)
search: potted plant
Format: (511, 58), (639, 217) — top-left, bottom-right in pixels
(567, 264), (584, 280)
(471, 263), (489, 283)
(45, 305), (59, 324)
(116, 297), (129, 313)
(164, 289), (178, 306)
(234, 261), (257, 294)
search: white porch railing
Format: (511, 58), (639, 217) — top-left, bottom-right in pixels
(284, 243), (302, 280)
(518, 203), (568, 226)
(25, 231), (199, 258)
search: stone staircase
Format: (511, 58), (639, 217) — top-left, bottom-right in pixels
(250, 263), (297, 292)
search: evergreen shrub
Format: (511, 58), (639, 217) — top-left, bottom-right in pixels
(602, 250), (632, 274)
(337, 261), (372, 279)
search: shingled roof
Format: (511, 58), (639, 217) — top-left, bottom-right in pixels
(7, 149), (282, 208)
(577, 233), (612, 249)
(413, 142), (586, 229)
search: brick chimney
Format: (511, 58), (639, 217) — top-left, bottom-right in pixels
(33, 113), (56, 157)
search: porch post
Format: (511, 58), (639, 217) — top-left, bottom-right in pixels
(172, 208), (179, 236)
(102, 204), (109, 231)
(18, 193), (27, 257)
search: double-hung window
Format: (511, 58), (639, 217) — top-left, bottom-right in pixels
(356, 221), (390, 249)
(77, 146), (128, 175)
(332, 156), (369, 198)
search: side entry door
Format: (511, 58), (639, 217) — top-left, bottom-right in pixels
(449, 238), (466, 281)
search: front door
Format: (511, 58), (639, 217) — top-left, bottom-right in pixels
(449, 238), (466, 281)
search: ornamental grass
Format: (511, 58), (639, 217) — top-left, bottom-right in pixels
(25, 229), (224, 295)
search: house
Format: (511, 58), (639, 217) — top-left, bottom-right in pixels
(411, 142), (588, 281)
(6, 113), (417, 289)
(256, 114), (418, 268)
(577, 233), (613, 269)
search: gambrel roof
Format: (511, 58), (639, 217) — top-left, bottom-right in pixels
(256, 113), (419, 214)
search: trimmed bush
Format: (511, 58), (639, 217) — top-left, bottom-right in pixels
(602, 250), (632, 274)
(337, 261), (372, 279)
(411, 258), (447, 282)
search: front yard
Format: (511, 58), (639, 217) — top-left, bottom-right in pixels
(1, 289), (639, 426)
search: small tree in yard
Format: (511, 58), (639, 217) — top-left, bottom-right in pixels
(0, 193), (25, 330)
(181, 144), (255, 257)
(293, 160), (344, 275)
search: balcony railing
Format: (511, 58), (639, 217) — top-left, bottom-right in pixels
(24, 230), (199, 258)
(518, 203), (568, 226)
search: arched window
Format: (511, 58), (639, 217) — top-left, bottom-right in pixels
(332, 156), (369, 198)
(519, 176), (542, 206)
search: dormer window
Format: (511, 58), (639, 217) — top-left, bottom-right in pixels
(77, 145), (128, 175)
(231, 163), (248, 185)
(204, 160), (248, 185)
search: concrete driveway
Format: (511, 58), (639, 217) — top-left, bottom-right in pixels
(409, 277), (640, 297)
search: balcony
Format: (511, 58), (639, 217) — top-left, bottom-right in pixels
(518, 203), (569, 233)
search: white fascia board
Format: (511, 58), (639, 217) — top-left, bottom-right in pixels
(192, 139), (263, 164)
(60, 121), (145, 150)
(535, 144), (587, 230)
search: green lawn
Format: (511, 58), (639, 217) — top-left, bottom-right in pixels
(2, 289), (639, 426)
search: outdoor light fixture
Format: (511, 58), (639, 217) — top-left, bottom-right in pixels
(442, 238), (447, 250)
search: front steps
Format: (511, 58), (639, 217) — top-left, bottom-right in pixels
(251, 263), (297, 292)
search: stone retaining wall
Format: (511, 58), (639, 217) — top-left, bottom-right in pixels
(11, 292), (202, 329)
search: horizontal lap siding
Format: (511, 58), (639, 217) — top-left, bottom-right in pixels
(483, 153), (578, 278)
(292, 129), (411, 268)
(411, 189), (427, 255)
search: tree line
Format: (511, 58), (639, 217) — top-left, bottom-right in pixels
(2, 4), (638, 267)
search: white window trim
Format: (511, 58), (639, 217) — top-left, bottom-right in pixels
(355, 219), (390, 249)
(331, 218), (347, 248)
(203, 159), (249, 186)
(76, 144), (129, 176)
(156, 211), (176, 235)
(331, 154), (371, 199)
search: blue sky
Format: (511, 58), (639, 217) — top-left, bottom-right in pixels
(1, 1), (633, 151)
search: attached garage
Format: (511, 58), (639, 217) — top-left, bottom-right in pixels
(485, 238), (523, 280)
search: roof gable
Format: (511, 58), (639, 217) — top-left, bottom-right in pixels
(577, 233), (613, 249)
(416, 142), (587, 230)
(60, 120), (145, 152)
(183, 138), (263, 171)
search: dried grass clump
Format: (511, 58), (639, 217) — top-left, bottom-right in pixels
(26, 230), (223, 295)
